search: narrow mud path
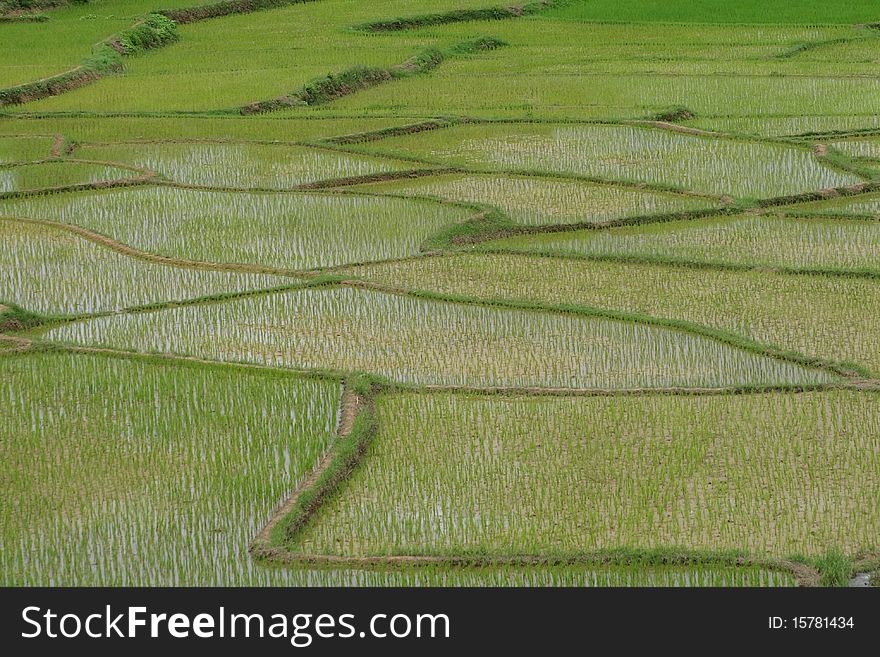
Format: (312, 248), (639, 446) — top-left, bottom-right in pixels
(251, 387), (362, 548)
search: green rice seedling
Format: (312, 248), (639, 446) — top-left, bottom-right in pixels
(19, 0), (506, 112)
(248, 564), (795, 587)
(43, 286), (833, 388)
(484, 214), (880, 273)
(790, 38), (880, 64)
(3, 0), (878, 590)
(337, 64), (880, 122)
(297, 391), (879, 558)
(0, 0), (198, 88)
(0, 135), (54, 163)
(2, 353), (791, 586)
(827, 138), (880, 160)
(544, 0), (880, 23)
(690, 116), (880, 138)
(0, 219), (294, 314)
(75, 142), (410, 188)
(790, 192), (880, 218)
(0, 351), (341, 585)
(0, 187), (471, 269)
(420, 20), (855, 52)
(351, 173), (715, 226)
(331, 18), (880, 120)
(0, 160), (138, 192)
(0, 116), (426, 144)
(344, 253), (880, 376)
(360, 123), (857, 197)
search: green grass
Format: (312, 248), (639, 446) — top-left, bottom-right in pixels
(351, 172), (715, 226)
(76, 141), (411, 188)
(0, 218), (294, 314)
(484, 214), (880, 273)
(0, 186), (471, 269)
(0, 300), (47, 332)
(40, 285), (834, 388)
(812, 549), (854, 587)
(544, 0), (880, 24)
(0, 160), (138, 191)
(0, 350), (342, 585)
(358, 123), (857, 198)
(296, 390), (880, 558)
(343, 253), (880, 376)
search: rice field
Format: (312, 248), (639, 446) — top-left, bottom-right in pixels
(15, 0), (501, 113)
(0, 186), (471, 270)
(0, 160), (139, 192)
(0, 219), (293, 314)
(691, 116), (880, 139)
(338, 66), (880, 121)
(245, 565), (795, 587)
(2, 0), (878, 588)
(74, 142), (409, 189)
(0, 351), (341, 585)
(0, 116), (423, 145)
(484, 214), (880, 273)
(361, 123), (857, 198)
(544, 0), (880, 23)
(40, 286), (832, 389)
(330, 18), (880, 120)
(791, 193), (880, 218)
(351, 173), (715, 226)
(828, 138), (880, 160)
(0, 1), (196, 88)
(796, 38), (880, 64)
(0, 135), (54, 163)
(297, 391), (880, 558)
(344, 253), (880, 376)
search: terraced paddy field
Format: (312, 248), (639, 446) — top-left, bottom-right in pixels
(358, 123), (858, 198)
(691, 116), (880, 139)
(343, 254), (880, 377)
(295, 391), (879, 558)
(351, 173), (716, 226)
(0, 135), (54, 162)
(74, 142), (412, 189)
(0, 160), (142, 192)
(40, 285), (833, 389)
(483, 214), (880, 273)
(0, 351), (341, 585)
(0, 218), (294, 314)
(0, 116), (425, 144)
(0, 187), (471, 270)
(2, 0), (878, 589)
(791, 193), (880, 219)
